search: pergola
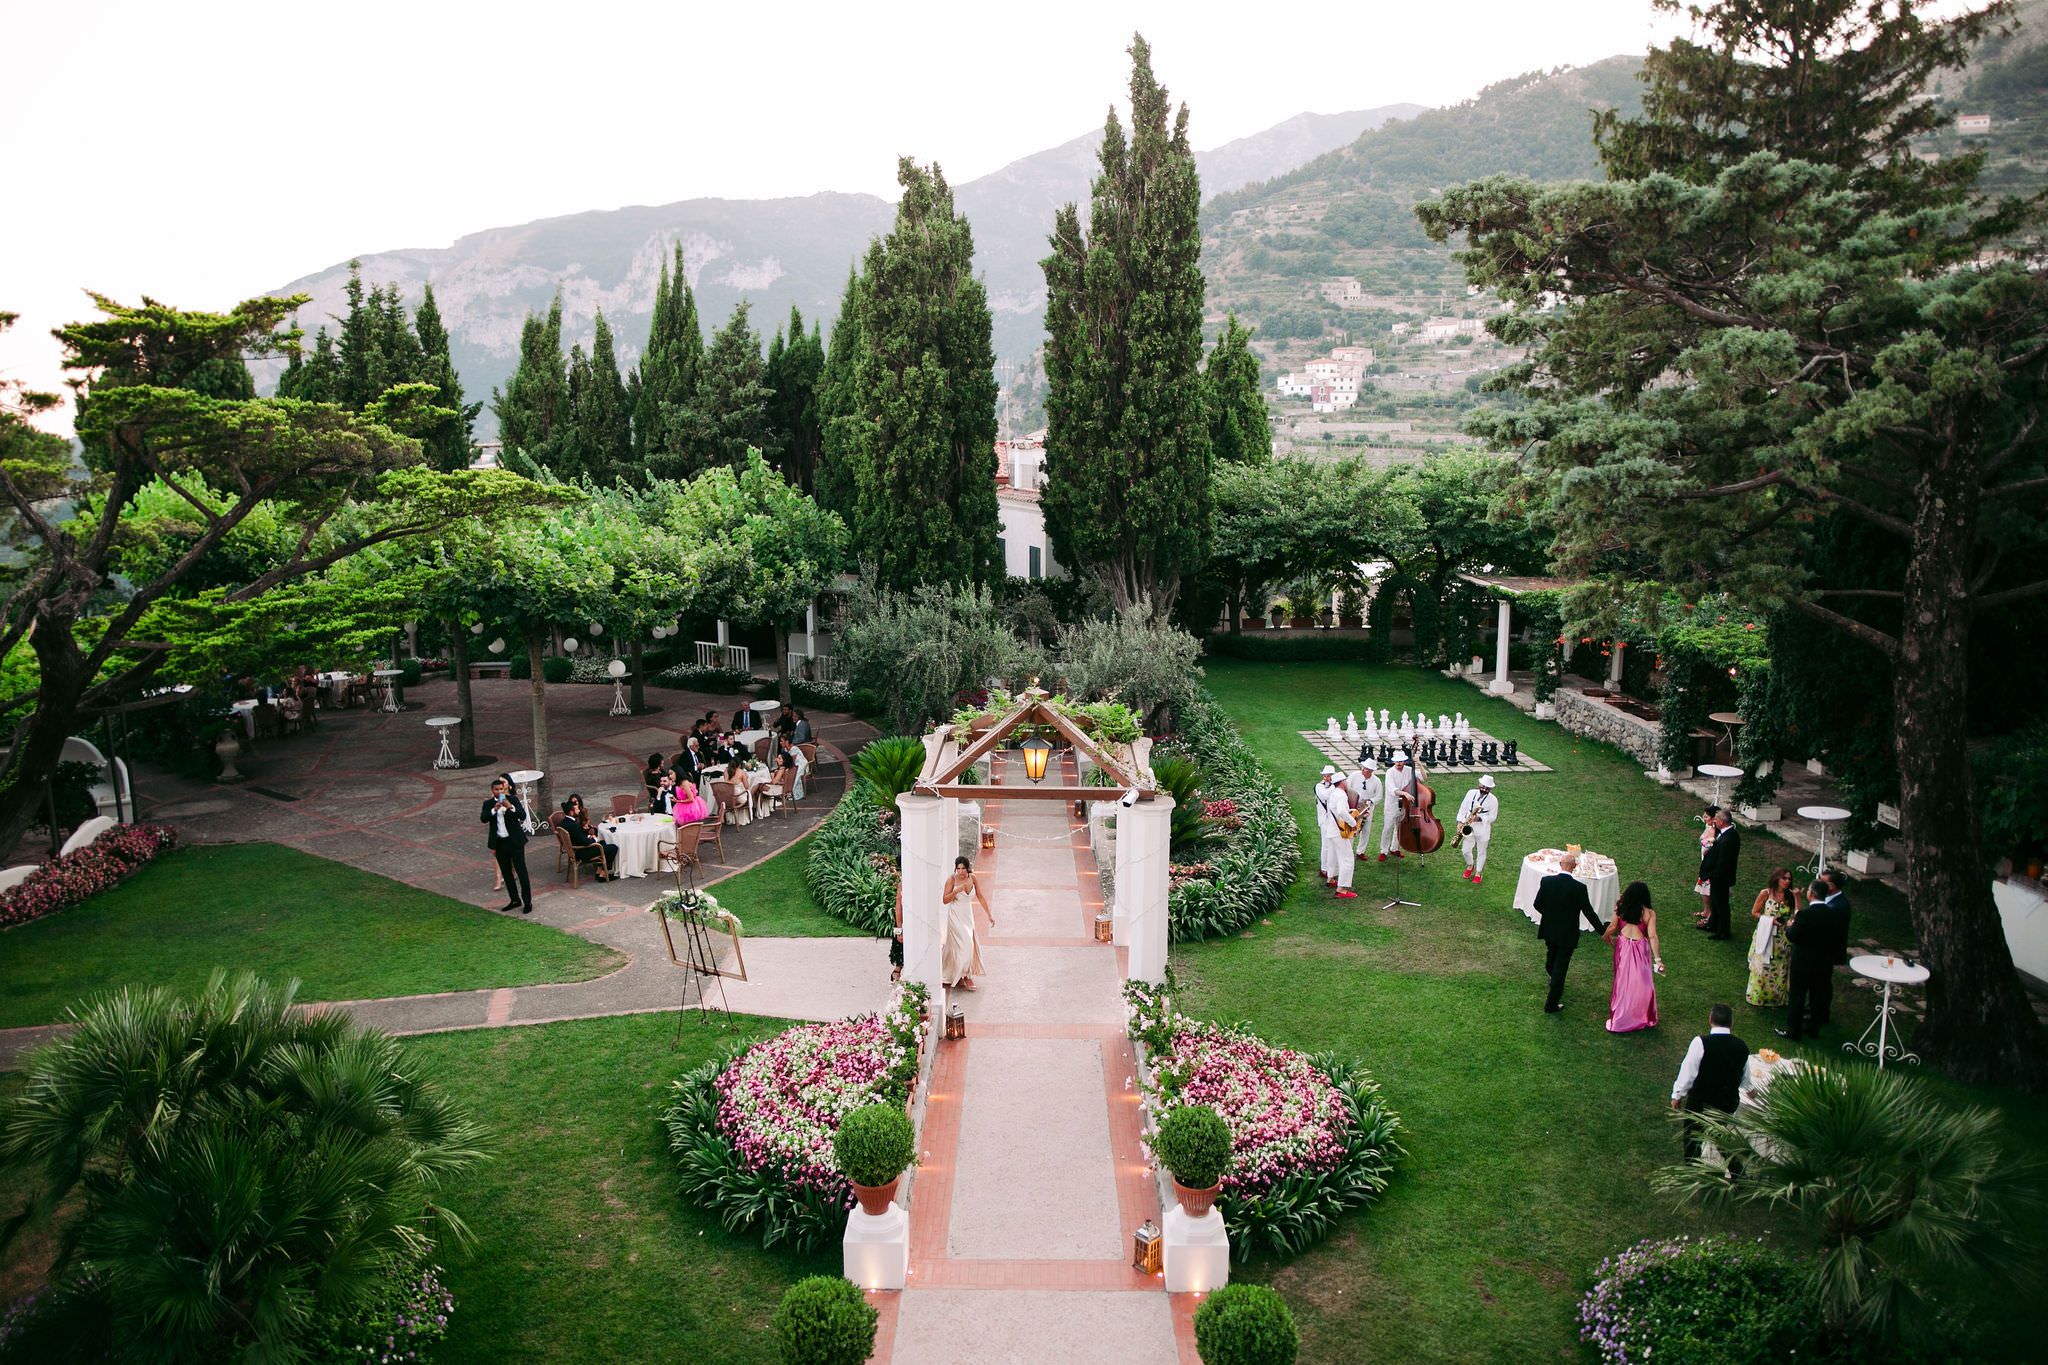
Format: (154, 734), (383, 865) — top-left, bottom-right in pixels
(1457, 573), (1592, 696)
(896, 689), (1173, 1023)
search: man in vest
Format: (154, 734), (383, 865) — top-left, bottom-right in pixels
(1455, 774), (1498, 884)
(1670, 1002), (1751, 1160)
(1313, 766), (1358, 898)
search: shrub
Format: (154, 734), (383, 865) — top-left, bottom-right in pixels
(0, 823), (179, 930)
(1155, 1104), (1233, 1189)
(540, 655), (574, 683)
(770, 1277), (877, 1365)
(655, 661), (757, 691)
(833, 1103), (915, 1187)
(1163, 690), (1297, 941)
(1579, 1236), (1812, 1365)
(1056, 600), (1202, 728)
(1194, 1284), (1299, 1365)
(851, 735), (926, 806)
(507, 652), (530, 680)
(398, 657), (424, 687)
(302, 1243), (454, 1365)
(1202, 633), (1375, 662)
(836, 579), (1023, 733)
(805, 786), (898, 935)
(1150, 752), (1218, 857)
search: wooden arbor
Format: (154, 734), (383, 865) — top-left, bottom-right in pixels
(915, 687), (1155, 801)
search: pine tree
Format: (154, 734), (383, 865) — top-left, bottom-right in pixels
(493, 296), (567, 468)
(631, 244), (704, 471)
(276, 326), (340, 404)
(815, 266), (867, 523)
(763, 305), (826, 493)
(578, 310), (633, 483)
(1041, 34), (1212, 611)
(1205, 315), (1268, 464)
(414, 284), (478, 471)
(659, 300), (774, 479)
(335, 262), (376, 411)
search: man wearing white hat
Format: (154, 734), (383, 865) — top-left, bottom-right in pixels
(1455, 774), (1499, 884)
(1378, 750), (1416, 860)
(1347, 757), (1382, 862)
(1313, 764), (1359, 898)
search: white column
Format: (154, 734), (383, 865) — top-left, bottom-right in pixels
(805, 601), (818, 657)
(715, 619), (730, 647)
(1607, 640), (1626, 689)
(1489, 599), (1515, 694)
(1122, 796), (1173, 984)
(897, 793), (949, 1024)
(1112, 806), (1136, 947)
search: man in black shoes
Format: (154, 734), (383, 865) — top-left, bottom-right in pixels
(1699, 809), (1741, 939)
(481, 773), (534, 913)
(1778, 871), (1852, 1041)
(1672, 1003), (1750, 1160)
(1535, 852), (1605, 1012)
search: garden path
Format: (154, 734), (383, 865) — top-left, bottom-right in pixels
(879, 755), (1196, 1365)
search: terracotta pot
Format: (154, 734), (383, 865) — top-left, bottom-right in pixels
(1173, 1178), (1222, 1219)
(851, 1176), (901, 1216)
(1289, 616), (1314, 630)
(1245, 616), (1266, 630)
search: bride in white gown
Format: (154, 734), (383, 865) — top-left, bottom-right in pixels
(942, 855), (992, 990)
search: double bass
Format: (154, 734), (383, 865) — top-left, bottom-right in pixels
(1397, 760), (1445, 855)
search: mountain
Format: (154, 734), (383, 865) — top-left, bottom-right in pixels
(265, 105), (1420, 436)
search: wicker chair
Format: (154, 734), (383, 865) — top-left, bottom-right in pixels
(609, 793), (639, 818)
(693, 807), (726, 862)
(710, 780), (746, 829)
(753, 771), (788, 821)
(547, 811), (569, 872)
(656, 832), (698, 890)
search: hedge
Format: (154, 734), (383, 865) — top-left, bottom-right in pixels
(804, 785), (898, 936)
(1161, 689), (1299, 941)
(1202, 634), (1376, 663)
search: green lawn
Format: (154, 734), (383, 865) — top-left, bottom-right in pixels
(706, 829), (865, 938)
(0, 844), (623, 1029)
(401, 1014), (830, 1365)
(1186, 658), (2048, 1362)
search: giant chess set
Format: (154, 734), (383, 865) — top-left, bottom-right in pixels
(1299, 709), (1553, 776)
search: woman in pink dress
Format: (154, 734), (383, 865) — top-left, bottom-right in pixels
(669, 775), (710, 825)
(1604, 880), (1662, 1033)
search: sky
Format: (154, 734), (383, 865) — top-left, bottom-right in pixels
(1, 0), (1689, 429)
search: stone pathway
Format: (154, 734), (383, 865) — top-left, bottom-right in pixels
(878, 758), (1193, 1365)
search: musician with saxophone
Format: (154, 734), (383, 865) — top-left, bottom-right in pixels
(1348, 758), (1382, 862)
(1454, 774), (1498, 885)
(1314, 765), (1360, 899)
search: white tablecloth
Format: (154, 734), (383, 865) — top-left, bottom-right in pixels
(701, 766), (776, 825)
(230, 699), (259, 738)
(1512, 849), (1621, 929)
(599, 813), (676, 878)
(318, 672), (352, 706)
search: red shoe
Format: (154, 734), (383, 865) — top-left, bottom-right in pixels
(1335, 889), (1358, 899)
(1377, 853), (1388, 863)
(1462, 868), (1473, 881)
(1395, 850), (1404, 859)
(1472, 875), (1483, 885)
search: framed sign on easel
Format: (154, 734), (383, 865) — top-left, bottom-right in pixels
(652, 890), (747, 1040)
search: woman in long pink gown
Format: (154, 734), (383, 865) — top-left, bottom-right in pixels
(1604, 880), (1662, 1033)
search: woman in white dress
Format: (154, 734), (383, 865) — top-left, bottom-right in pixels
(942, 855), (993, 991)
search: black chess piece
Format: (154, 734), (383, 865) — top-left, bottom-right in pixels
(1378, 743), (1394, 767)
(1420, 739), (1437, 765)
(1503, 739), (1519, 765)
(1480, 740), (1499, 765)
(1460, 739), (1475, 765)
(1356, 743), (1373, 764)
(1440, 740), (1459, 767)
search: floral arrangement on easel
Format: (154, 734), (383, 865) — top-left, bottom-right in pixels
(649, 887), (736, 929)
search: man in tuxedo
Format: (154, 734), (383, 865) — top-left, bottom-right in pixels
(1699, 810), (1741, 939)
(1535, 852), (1606, 1012)
(480, 774), (533, 913)
(558, 799), (618, 880)
(1671, 1003), (1750, 1160)
(734, 700), (763, 731)
(1778, 870), (1852, 1041)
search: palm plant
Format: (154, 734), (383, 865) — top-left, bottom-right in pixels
(851, 735), (927, 807)
(1150, 753), (1216, 857)
(1656, 1064), (2043, 1349)
(0, 971), (487, 1363)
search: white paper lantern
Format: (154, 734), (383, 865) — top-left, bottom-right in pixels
(562, 637), (579, 653)
(588, 622), (604, 636)
(488, 638), (506, 654)
(470, 622), (485, 635)
(608, 659), (627, 678)
(651, 625), (668, 639)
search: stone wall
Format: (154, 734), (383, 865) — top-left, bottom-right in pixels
(1554, 688), (1663, 769)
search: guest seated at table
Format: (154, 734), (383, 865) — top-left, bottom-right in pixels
(669, 775), (710, 824)
(774, 710), (796, 739)
(773, 735), (804, 799)
(791, 708), (813, 746)
(734, 700), (764, 731)
(643, 753), (668, 804)
(559, 795), (617, 879)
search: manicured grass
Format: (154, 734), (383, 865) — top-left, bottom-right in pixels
(707, 827), (867, 938)
(1186, 659), (2048, 1363)
(0, 843), (623, 1029)
(401, 1013), (829, 1365)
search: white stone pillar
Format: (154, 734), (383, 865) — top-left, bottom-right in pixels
(1112, 808), (1136, 947)
(843, 1203), (909, 1289)
(1122, 795), (1173, 984)
(1607, 640), (1626, 689)
(805, 601), (818, 657)
(1163, 1204), (1230, 1293)
(1489, 599), (1515, 694)
(897, 793), (949, 1022)
(715, 619), (730, 647)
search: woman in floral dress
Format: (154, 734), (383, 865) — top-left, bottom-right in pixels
(1744, 867), (1800, 1006)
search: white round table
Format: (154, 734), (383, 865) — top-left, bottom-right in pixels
(599, 812), (676, 878)
(508, 768), (545, 833)
(1697, 763), (1743, 807)
(1513, 849), (1621, 929)
(318, 671), (352, 707)
(754, 699), (781, 715)
(426, 716), (461, 770)
(1797, 805), (1852, 876)
(373, 668), (403, 713)
(229, 698), (260, 739)
(1846, 954), (1928, 1068)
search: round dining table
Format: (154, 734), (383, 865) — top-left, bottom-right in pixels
(598, 812), (677, 878)
(1512, 848), (1622, 929)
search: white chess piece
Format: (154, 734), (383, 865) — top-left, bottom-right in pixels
(1457, 713), (1470, 739)
(1378, 709), (1389, 730)
(1400, 711), (1411, 732)
(1364, 713), (1379, 739)
(1326, 717), (1342, 742)
(1439, 714), (1451, 733)
(1345, 712), (1360, 742)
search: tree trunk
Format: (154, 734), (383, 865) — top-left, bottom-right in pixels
(526, 629), (553, 818)
(448, 619), (476, 765)
(1228, 584), (1243, 635)
(1893, 450), (2047, 1088)
(772, 623), (792, 706)
(629, 640), (646, 715)
(0, 613), (92, 857)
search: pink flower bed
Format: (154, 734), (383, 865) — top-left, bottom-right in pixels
(1152, 1022), (1350, 1198)
(0, 824), (179, 931)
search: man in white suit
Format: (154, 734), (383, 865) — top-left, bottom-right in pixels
(1455, 774), (1498, 884)
(1378, 750), (1416, 860)
(1314, 764), (1359, 898)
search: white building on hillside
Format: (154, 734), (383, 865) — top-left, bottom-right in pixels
(1276, 372), (1313, 398)
(1421, 317), (1468, 343)
(996, 434), (1061, 581)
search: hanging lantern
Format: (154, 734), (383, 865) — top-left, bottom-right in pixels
(608, 659), (627, 678)
(944, 1005), (966, 1040)
(470, 622), (485, 635)
(1020, 735), (1053, 783)
(563, 637), (580, 653)
(488, 638), (506, 654)
(652, 625), (668, 639)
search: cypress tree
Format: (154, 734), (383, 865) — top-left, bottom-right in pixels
(632, 244), (704, 471)
(763, 305), (826, 493)
(815, 266), (867, 523)
(579, 310), (633, 483)
(277, 326), (340, 404)
(659, 300), (773, 479)
(414, 284), (478, 471)
(335, 262), (376, 411)
(1206, 315), (1268, 464)
(493, 295), (567, 468)
(843, 158), (999, 590)
(1041, 34), (1212, 611)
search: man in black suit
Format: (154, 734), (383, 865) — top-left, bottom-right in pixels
(1778, 871), (1852, 1041)
(559, 799), (618, 880)
(1535, 853), (1606, 1012)
(1699, 810), (1741, 940)
(734, 701), (762, 731)
(1671, 1003), (1750, 1160)
(480, 774), (533, 913)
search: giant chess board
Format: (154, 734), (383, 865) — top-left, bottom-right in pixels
(1299, 715), (1552, 776)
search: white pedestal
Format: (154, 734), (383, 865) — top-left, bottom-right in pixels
(1532, 701), (1555, 719)
(1163, 1205), (1231, 1293)
(1120, 797), (1173, 984)
(1488, 678), (1515, 695)
(1649, 766), (1677, 786)
(1805, 758), (1828, 776)
(1740, 803), (1782, 823)
(957, 802), (983, 861)
(842, 1202), (909, 1290)
(1845, 849), (1895, 875)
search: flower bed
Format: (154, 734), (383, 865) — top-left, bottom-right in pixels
(663, 984), (927, 1250)
(1579, 1236), (1813, 1365)
(0, 823), (179, 931)
(1162, 689), (1298, 941)
(1126, 976), (1401, 1259)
